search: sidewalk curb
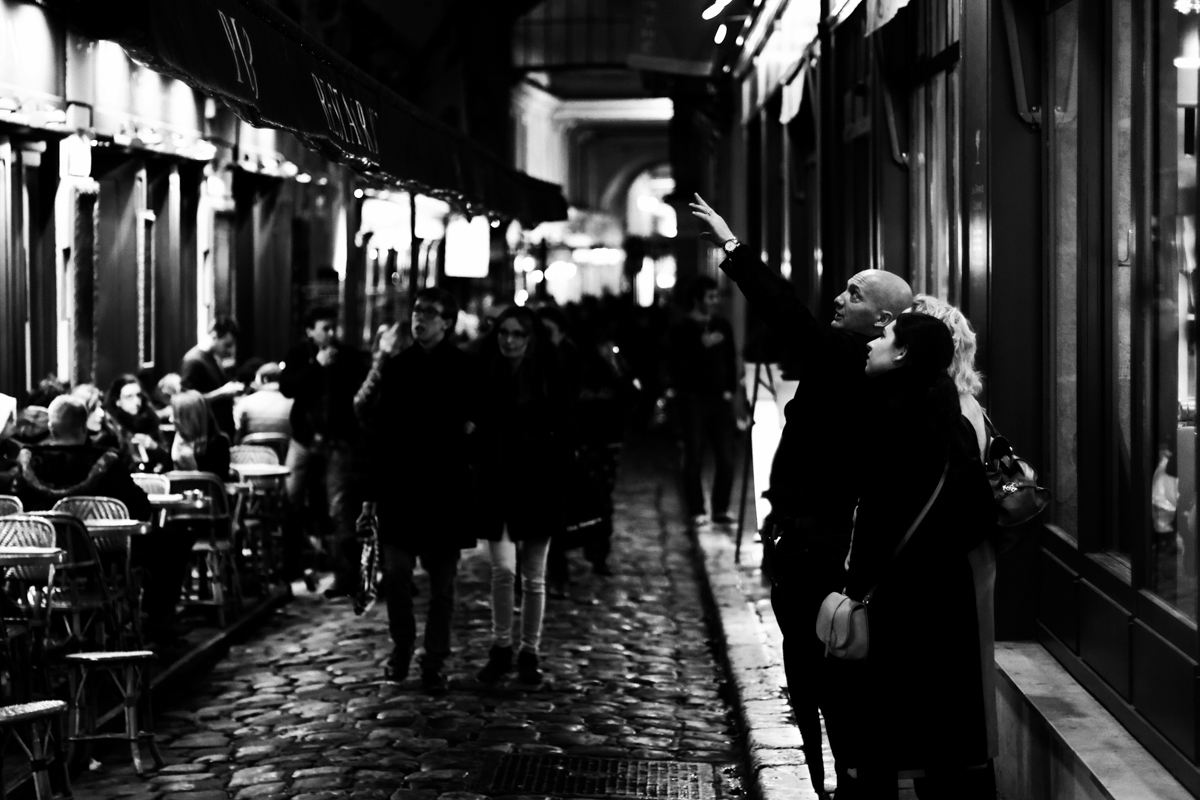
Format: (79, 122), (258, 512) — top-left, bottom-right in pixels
(692, 528), (821, 800)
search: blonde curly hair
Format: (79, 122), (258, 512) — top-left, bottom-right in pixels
(908, 294), (983, 397)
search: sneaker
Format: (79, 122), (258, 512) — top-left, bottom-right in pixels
(690, 513), (711, 528)
(477, 645), (513, 684)
(383, 661), (408, 682)
(421, 670), (448, 696)
(517, 650), (542, 684)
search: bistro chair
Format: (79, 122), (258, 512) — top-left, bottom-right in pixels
(63, 649), (162, 776)
(0, 699), (72, 799)
(26, 513), (120, 654)
(238, 432), (290, 464)
(164, 472), (242, 627)
(130, 474), (170, 496)
(229, 445), (280, 466)
(0, 495), (23, 517)
(0, 516), (59, 700)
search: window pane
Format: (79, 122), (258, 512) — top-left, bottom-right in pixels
(1149, 6), (1199, 618)
(1049, 0), (1080, 540)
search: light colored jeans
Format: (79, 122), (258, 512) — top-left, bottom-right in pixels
(487, 531), (551, 653)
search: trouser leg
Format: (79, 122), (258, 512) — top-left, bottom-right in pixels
(418, 550), (460, 672)
(707, 398), (737, 516)
(325, 443), (358, 588)
(517, 537), (551, 654)
(283, 440), (312, 577)
(488, 534), (517, 648)
(380, 543), (416, 671)
(913, 762), (995, 800)
(771, 557), (826, 790)
(678, 396), (707, 516)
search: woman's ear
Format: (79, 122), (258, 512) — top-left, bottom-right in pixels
(893, 346), (908, 364)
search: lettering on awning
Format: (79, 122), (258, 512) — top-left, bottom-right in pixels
(311, 74), (379, 155)
(218, 10), (258, 98)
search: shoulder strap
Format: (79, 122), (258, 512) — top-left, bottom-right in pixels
(864, 461), (949, 602)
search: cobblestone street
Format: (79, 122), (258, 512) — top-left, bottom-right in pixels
(69, 443), (748, 800)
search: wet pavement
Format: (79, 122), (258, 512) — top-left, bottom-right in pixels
(69, 441), (749, 800)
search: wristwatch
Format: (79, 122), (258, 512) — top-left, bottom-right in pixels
(722, 238), (741, 254)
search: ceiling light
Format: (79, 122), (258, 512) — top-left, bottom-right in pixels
(701, 0), (731, 20)
(714, 24), (727, 44)
(1177, 0), (1200, 12)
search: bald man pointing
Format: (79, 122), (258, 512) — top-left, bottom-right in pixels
(691, 194), (912, 799)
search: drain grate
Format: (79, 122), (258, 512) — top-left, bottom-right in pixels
(474, 754), (719, 800)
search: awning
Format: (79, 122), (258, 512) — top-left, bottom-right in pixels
(58, 0), (567, 225)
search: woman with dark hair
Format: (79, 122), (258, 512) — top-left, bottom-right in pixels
(104, 374), (171, 472)
(844, 312), (997, 799)
(474, 306), (575, 685)
(170, 390), (231, 478)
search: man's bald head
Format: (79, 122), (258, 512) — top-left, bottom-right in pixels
(831, 269), (914, 337)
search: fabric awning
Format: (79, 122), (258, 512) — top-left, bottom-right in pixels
(59, 0), (567, 225)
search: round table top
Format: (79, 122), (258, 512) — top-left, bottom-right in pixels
(0, 547), (63, 567)
(147, 494), (209, 511)
(230, 464), (291, 479)
(84, 519), (151, 536)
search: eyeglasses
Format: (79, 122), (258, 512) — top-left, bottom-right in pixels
(498, 328), (530, 340)
(412, 304), (444, 319)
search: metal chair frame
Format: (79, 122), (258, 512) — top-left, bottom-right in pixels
(0, 495), (23, 517)
(229, 445), (280, 466)
(0, 699), (72, 799)
(63, 650), (162, 776)
(164, 472), (243, 627)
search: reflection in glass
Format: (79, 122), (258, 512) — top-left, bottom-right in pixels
(1151, 6), (1199, 619)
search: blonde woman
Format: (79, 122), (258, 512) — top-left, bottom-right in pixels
(170, 390), (231, 478)
(907, 294), (998, 794)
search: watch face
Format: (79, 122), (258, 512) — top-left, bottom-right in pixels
(724, 240), (737, 253)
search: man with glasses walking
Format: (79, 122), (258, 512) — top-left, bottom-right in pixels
(355, 289), (478, 691)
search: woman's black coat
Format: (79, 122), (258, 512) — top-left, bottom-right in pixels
(844, 368), (997, 772)
(472, 347), (575, 543)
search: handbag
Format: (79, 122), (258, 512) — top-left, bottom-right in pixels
(816, 463), (948, 660)
(353, 509), (381, 616)
(983, 413), (1051, 527)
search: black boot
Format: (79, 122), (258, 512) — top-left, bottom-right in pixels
(477, 645), (513, 683)
(517, 649), (542, 684)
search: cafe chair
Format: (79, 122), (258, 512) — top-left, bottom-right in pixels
(0, 517), (59, 699)
(26, 513), (119, 653)
(50, 497), (129, 522)
(238, 432), (289, 464)
(130, 474), (170, 496)
(164, 472), (242, 627)
(63, 649), (162, 777)
(0, 495), (23, 517)
(0, 699), (72, 799)
(229, 445), (280, 466)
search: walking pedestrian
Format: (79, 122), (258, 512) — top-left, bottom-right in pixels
(662, 275), (738, 528)
(474, 306), (574, 685)
(280, 307), (369, 598)
(689, 193), (913, 798)
(355, 288), (478, 692)
(848, 312), (995, 799)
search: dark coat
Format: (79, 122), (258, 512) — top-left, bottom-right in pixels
(718, 247), (871, 532)
(360, 338), (478, 552)
(105, 407), (171, 472)
(181, 346), (236, 438)
(663, 313), (738, 398)
(280, 340), (368, 447)
(844, 368), (996, 772)
(11, 443), (153, 521)
(473, 349), (575, 542)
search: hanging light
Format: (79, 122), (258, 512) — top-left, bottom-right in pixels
(714, 24), (728, 44)
(701, 0), (731, 20)
(1177, 0), (1200, 12)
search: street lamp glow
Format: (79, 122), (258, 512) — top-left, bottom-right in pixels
(701, 0), (731, 20)
(714, 24), (727, 44)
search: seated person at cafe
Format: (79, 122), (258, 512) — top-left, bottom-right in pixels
(10, 395), (151, 520)
(170, 390), (231, 478)
(234, 362), (293, 440)
(104, 374), (172, 473)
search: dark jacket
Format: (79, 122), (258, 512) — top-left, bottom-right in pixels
(176, 432), (231, 480)
(11, 443), (152, 521)
(280, 340), (369, 448)
(844, 368), (996, 771)
(719, 247), (871, 535)
(359, 338), (478, 552)
(105, 407), (171, 472)
(181, 346), (235, 438)
(663, 313), (738, 398)
(474, 349), (575, 542)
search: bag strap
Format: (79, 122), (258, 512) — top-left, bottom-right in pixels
(863, 461), (948, 603)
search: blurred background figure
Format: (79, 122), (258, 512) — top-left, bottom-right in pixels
(170, 390), (232, 477)
(154, 373), (183, 423)
(103, 374), (171, 472)
(235, 362), (293, 441)
(181, 316), (245, 440)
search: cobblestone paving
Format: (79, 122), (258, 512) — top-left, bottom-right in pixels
(70, 444), (747, 800)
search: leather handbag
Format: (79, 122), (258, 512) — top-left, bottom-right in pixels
(983, 413), (1051, 527)
(816, 463), (948, 660)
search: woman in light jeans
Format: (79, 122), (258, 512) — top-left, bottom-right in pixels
(473, 306), (574, 685)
